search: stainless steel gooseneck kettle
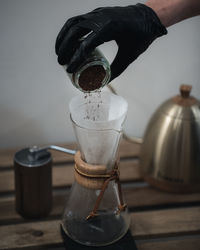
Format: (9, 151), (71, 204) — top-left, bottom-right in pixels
(140, 85), (200, 192)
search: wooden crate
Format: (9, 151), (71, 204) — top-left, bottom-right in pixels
(0, 140), (200, 249)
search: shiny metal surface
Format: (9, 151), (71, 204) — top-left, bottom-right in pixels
(140, 85), (200, 192)
(29, 145), (76, 155)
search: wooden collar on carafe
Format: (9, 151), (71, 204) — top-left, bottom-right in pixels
(74, 151), (127, 220)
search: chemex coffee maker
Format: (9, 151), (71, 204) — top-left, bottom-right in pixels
(61, 92), (130, 246)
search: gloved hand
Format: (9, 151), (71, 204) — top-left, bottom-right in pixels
(55, 4), (167, 81)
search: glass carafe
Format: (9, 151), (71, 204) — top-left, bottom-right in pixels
(61, 91), (130, 246)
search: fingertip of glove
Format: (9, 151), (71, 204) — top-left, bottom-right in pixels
(55, 45), (59, 56)
(57, 56), (66, 66)
(67, 63), (76, 73)
(66, 67), (73, 73)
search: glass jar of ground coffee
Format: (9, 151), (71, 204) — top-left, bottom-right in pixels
(64, 48), (111, 92)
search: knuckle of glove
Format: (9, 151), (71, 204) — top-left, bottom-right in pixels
(79, 40), (90, 59)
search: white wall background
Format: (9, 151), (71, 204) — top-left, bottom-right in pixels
(0, 0), (200, 149)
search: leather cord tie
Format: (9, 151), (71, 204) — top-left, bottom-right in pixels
(74, 151), (127, 220)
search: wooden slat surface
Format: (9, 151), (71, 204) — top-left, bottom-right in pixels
(131, 207), (200, 239)
(0, 139), (140, 168)
(137, 237), (200, 250)
(0, 141), (200, 249)
(0, 207), (199, 249)
(0, 160), (141, 193)
(0, 186), (200, 224)
(0, 143), (76, 168)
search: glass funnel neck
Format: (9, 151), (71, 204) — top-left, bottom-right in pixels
(69, 91), (128, 166)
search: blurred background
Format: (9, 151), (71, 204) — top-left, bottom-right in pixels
(0, 0), (200, 149)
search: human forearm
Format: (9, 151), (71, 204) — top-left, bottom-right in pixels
(145, 0), (200, 27)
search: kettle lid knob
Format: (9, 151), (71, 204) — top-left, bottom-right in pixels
(180, 84), (192, 98)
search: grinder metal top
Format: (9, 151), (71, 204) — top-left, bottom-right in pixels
(14, 147), (51, 167)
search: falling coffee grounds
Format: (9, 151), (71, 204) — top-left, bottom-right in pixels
(78, 65), (106, 92)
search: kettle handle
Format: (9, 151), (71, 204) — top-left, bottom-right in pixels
(108, 85), (143, 145)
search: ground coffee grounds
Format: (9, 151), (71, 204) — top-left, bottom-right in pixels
(78, 65), (106, 92)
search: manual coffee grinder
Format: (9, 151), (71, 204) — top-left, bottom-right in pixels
(61, 91), (130, 246)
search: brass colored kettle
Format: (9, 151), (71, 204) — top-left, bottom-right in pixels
(140, 85), (200, 193)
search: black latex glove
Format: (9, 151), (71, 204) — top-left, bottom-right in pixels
(55, 4), (167, 81)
